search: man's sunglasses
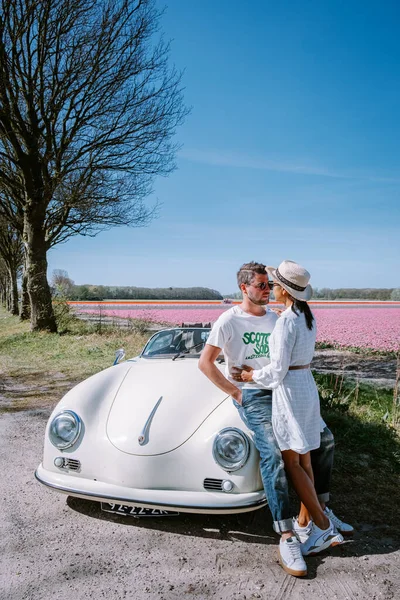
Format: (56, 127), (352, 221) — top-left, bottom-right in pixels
(249, 281), (274, 291)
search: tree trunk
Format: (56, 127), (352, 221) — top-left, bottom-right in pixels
(20, 259), (31, 321)
(6, 283), (11, 311)
(0, 280), (5, 306)
(7, 266), (19, 315)
(23, 215), (57, 332)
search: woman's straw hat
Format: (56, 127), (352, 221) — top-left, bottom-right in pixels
(267, 260), (313, 301)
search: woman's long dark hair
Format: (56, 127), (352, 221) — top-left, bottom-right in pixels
(291, 299), (314, 330)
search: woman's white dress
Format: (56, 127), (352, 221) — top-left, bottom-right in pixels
(252, 307), (325, 454)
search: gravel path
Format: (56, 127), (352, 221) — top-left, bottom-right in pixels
(1, 411), (399, 600)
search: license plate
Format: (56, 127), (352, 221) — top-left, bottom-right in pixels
(101, 503), (179, 517)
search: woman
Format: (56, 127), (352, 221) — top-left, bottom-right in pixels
(237, 260), (342, 555)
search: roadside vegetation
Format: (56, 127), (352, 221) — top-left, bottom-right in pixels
(317, 372), (400, 468)
(316, 372), (400, 531)
(0, 306), (148, 410)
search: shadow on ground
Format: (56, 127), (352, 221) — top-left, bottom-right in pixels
(67, 493), (400, 558)
(67, 497), (278, 545)
(65, 400), (400, 576)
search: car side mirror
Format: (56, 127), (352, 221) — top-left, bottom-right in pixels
(113, 348), (126, 365)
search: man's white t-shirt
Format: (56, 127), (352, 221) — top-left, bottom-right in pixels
(207, 305), (278, 389)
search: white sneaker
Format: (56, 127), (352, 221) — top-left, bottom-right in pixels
(279, 536), (307, 577)
(292, 518), (313, 543)
(301, 520), (344, 556)
(324, 507), (354, 536)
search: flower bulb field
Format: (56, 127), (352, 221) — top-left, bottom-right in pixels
(70, 301), (400, 354)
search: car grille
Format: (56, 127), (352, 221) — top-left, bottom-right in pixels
(62, 458), (81, 472)
(203, 478), (224, 491)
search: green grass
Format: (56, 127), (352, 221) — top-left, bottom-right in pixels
(0, 306), (148, 410)
(316, 371), (399, 481)
(313, 372), (400, 532)
(316, 372), (399, 468)
(316, 372), (397, 424)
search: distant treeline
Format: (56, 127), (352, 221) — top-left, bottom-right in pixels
(312, 288), (398, 300)
(67, 285), (223, 301)
(226, 288), (399, 300)
(51, 271), (399, 301)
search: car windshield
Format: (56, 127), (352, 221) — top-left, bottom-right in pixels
(141, 328), (210, 358)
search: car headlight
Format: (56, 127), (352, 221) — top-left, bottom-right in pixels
(212, 427), (250, 471)
(49, 410), (82, 450)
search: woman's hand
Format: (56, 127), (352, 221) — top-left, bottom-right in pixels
(240, 367), (254, 382)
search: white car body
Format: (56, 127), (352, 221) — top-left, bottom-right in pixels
(36, 327), (265, 515)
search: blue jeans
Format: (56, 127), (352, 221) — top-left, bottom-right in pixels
(234, 388), (334, 533)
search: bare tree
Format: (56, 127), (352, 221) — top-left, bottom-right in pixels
(0, 215), (23, 315)
(0, 255), (8, 307)
(0, 0), (187, 331)
(20, 255), (30, 321)
(51, 269), (75, 298)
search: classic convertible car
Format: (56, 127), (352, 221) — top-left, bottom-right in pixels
(35, 326), (265, 517)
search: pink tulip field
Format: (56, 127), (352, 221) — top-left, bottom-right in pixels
(315, 308), (399, 352)
(73, 303), (400, 353)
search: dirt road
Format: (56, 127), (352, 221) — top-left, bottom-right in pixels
(1, 410), (399, 600)
(311, 349), (399, 388)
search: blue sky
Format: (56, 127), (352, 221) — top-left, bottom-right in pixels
(48, 0), (400, 293)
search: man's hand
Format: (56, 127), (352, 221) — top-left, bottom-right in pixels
(231, 387), (243, 405)
(231, 366), (242, 382)
(231, 364), (254, 383)
(199, 344), (243, 402)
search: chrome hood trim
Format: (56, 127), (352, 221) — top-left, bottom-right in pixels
(106, 358), (228, 455)
(138, 396), (163, 445)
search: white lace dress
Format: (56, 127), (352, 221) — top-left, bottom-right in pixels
(252, 307), (325, 454)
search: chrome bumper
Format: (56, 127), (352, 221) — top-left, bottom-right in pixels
(35, 463), (266, 515)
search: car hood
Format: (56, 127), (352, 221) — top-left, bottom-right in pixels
(106, 358), (228, 455)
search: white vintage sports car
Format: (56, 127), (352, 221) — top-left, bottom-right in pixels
(35, 326), (265, 517)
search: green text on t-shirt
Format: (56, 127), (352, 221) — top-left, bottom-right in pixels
(242, 331), (271, 358)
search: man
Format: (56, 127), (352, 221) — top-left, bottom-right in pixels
(199, 262), (353, 577)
